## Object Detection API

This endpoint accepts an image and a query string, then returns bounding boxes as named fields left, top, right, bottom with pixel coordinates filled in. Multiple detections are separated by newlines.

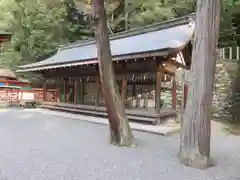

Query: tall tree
left=126, top=0, right=175, bottom=29
left=178, top=0, right=221, bottom=169
left=172, top=0, right=196, bottom=16
left=91, top=0, right=134, bottom=146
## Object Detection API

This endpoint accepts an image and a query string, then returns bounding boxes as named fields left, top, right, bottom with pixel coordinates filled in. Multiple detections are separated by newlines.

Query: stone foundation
left=212, top=59, right=239, bottom=120
left=174, top=58, right=239, bottom=121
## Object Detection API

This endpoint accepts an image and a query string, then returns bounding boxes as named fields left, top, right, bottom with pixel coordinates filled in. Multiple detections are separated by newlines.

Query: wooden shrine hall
left=17, top=14, right=195, bottom=125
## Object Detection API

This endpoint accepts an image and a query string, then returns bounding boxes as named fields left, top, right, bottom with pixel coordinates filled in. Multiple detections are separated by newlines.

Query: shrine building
left=16, top=14, right=195, bottom=124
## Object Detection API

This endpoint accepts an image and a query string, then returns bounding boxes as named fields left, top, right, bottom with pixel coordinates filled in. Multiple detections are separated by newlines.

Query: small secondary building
left=0, top=69, right=32, bottom=105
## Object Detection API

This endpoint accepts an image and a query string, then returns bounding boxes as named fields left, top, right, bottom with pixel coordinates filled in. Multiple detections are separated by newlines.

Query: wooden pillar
left=122, top=75, right=127, bottom=103
left=95, top=77, right=100, bottom=106
left=56, top=88, right=60, bottom=102
left=63, top=79, right=67, bottom=103
left=55, top=78, right=60, bottom=102
left=16, top=89, right=19, bottom=107
left=74, top=78, right=79, bottom=104
left=67, top=79, right=73, bottom=103
left=80, top=78, right=85, bottom=104
left=131, top=83, right=136, bottom=108
left=143, top=90, right=148, bottom=108
left=155, top=63, right=163, bottom=113
left=172, top=76, right=177, bottom=110
left=183, top=83, right=188, bottom=109
left=43, top=80, right=47, bottom=102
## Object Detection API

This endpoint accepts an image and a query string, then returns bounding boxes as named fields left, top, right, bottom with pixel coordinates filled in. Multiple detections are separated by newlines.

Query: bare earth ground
left=0, top=108, right=239, bottom=180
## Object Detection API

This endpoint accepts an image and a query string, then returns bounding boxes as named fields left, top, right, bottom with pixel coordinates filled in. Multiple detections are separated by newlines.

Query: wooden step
left=41, top=105, right=158, bottom=124
left=43, top=102, right=177, bottom=118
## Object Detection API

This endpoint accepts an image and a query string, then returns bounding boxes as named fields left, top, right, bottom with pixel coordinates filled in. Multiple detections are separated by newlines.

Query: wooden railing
left=30, top=88, right=59, bottom=102
left=218, top=47, right=240, bottom=60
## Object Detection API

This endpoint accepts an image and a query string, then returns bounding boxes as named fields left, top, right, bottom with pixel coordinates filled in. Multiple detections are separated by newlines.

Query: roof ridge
left=60, top=13, right=195, bottom=51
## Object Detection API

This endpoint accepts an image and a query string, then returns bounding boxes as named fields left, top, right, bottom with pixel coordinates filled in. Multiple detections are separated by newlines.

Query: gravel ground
left=0, top=108, right=239, bottom=180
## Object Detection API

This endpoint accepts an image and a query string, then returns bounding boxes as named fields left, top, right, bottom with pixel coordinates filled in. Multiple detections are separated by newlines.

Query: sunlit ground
left=0, top=108, right=239, bottom=180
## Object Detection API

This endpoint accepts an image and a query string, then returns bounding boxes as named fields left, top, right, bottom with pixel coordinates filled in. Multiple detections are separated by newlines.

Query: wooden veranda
left=17, top=14, right=195, bottom=124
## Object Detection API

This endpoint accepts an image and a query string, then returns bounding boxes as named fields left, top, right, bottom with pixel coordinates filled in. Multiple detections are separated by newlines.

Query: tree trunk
left=92, top=0, right=134, bottom=146
left=178, top=0, right=220, bottom=169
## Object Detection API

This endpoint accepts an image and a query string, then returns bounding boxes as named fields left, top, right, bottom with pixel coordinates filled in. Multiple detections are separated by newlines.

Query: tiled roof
left=17, top=14, right=195, bottom=72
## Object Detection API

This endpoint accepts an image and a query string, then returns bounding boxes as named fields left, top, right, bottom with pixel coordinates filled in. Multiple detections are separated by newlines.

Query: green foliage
left=105, top=0, right=176, bottom=31
left=0, top=0, right=92, bottom=69
left=104, top=0, right=239, bottom=46
left=172, top=0, right=196, bottom=16
left=127, top=0, right=175, bottom=28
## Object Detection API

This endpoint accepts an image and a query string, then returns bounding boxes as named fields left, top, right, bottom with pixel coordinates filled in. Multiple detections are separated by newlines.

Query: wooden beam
left=172, top=76, right=177, bottom=110
left=56, top=75, right=171, bottom=85
left=181, top=43, right=192, bottom=67
left=42, top=59, right=159, bottom=78
left=20, top=52, right=168, bottom=73
left=74, top=78, right=79, bottom=104
left=56, top=88, right=60, bottom=102
left=162, top=61, right=178, bottom=74
left=168, top=58, right=190, bottom=70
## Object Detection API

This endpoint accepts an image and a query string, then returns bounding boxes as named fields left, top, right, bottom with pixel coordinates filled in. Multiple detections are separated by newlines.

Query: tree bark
left=92, top=0, right=134, bottom=146
left=178, top=0, right=220, bottom=169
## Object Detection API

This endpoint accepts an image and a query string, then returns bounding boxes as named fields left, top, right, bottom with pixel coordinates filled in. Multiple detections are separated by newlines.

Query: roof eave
left=16, top=48, right=184, bottom=73
left=61, top=13, right=195, bottom=50
left=16, top=14, right=195, bottom=73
